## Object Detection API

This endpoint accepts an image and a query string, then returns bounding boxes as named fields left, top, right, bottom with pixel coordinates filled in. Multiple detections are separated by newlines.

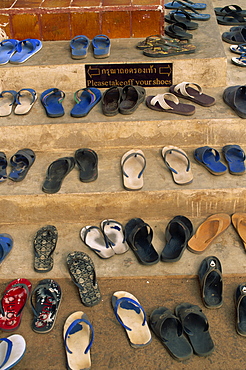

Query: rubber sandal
left=165, top=22, right=193, bottom=40
left=31, top=279, right=62, bottom=333
left=0, top=278, right=32, bottom=331
left=14, top=88, right=37, bottom=115
left=136, top=34, right=188, bottom=49
left=118, top=85, right=145, bottom=114
left=146, top=93, right=195, bottom=115
left=9, top=38, right=42, bottom=64
left=165, top=0, right=206, bottom=10
left=0, top=234, right=13, bottom=264
left=70, top=35, right=90, bottom=59
left=175, top=302, right=214, bottom=356
left=214, top=5, right=246, bottom=17
left=8, top=148, right=36, bottom=182
left=112, top=291, right=152, bottom=348
left=80, top=225, right=115, bottom=258
left=165, top=11, right=199, bottom=30
left=0, top=334, right=26, bottom=370
left=33, top=225, right=58, bottom=272
left=149, top=307, right=193, bottom=361
left=232, top=212, right=246, bottom=250
left=169, top=82, right=216, bottom=106
left=222, top=27, right=246, bottom=44
left=223, top=85, right=246, bottom=118
left=187, top=213, right=231, bottom=254
left=92, top=34, right=110, bottom=58
left=198, top=256, right=223, bottom=309
left=40, top=88, right=65, bottom=118
left=217, top=11, right=246, bottom=25
left=0, top=39, right=19, bottom=65
left=143, top=42, right=196, bottom=57
left=0, top=152, right=7, bottom=182
left=64, top=311, right=94, bottom=370
left=170, top=9, right=210, bottom=21
left=101, top=86, right=122, bottom=116
left=100, top=219, right=129, bottom=254
left=121, top=149, right=146, bottom=191
left=194, top=146, right=227, bottom=175
left=67, top=251, right=101, bottom=307
left=232, top=53, right=246, bottom=66
left=0, top=90, right=17, bottom=117
left=75, top=148, right=98, bottom=182
left=161, top=215, right=193, bottom=262
left=125, top=218, right=159, bottom=265
left=70, top=88, right=101, bottom=117
left=162, top=146, right=193, bottom=185
left=230, top=43, right=246, bottom=54
left=235, top=283, right=246, bottom=336
left=42, top=156, right=75, bottom=194
left=222, top=144, right=245, bottom=174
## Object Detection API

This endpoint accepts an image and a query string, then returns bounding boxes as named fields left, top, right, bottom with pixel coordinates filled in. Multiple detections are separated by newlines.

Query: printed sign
left=85, top=63, right=172, bottom=88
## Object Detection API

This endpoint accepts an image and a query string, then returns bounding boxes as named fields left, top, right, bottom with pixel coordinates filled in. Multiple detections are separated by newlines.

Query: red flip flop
left=0, top=278, right=32, bottom=331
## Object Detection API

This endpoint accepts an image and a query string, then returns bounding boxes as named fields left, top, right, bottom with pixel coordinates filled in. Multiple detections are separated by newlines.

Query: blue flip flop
left=41, top=88, right=65, bottom=118
left=170, top=9, right=210, bottom=21
left=70, top=88, right=101, bottom=117
left=92, top=34, right=111, bottom=58
left=9, top=38, right=42, bottom=64
left=8, top=148, right=36, bottom=182
left=165, top=0, right=206, bottom=10
left=0, top=39, right=18, bottom=65
left=0, top=234, right=13, bottom=264
left=222, top=145, right=245, bottom=175
left=70, top=35, right=90, bottom=59
left=194, top=146, right=227, bottom=175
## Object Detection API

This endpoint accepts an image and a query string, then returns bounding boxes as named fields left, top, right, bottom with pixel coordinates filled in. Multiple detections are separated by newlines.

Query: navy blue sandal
left=8, top=148, right=35, bottom=182
left=194, top=146, right=227, bottom=175
left=222, top=144, right=245, bottom=174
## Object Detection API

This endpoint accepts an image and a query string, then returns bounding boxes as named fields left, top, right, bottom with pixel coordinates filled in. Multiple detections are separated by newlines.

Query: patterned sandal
left=33, top=225, right=58, bottom=272
left=67, top=251, right=101, bottom=307
left=31, top=279, right=62, bottom=333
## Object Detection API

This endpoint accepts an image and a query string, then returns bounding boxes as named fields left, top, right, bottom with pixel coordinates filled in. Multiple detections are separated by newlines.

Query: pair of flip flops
left=31, top=279, right=62, bottom=333
left=102, top=85, right=145, bottom=116
left=40, top=87, right=102, bottom=118
left=81, top=219, right=129, bottom=259
left=70, top=34, right=110, bottom=59
left=168, top=6, right=210, bottom=21
left=33, top=225, right=58, bottom=272
left=215, top=5, right=246, bottom=25
left=0, top=148, right=35, bottom=183
left=165, top=10, right=199, bottom=30
left=161, top=215, right=193, bottom=262
left=125, top=218, right=159, bottom=265
left=67, top=251, right=101, bottom=307
left=0, top=334, right=26, bottom=370
left=162, top=145, right=193, bottom=185
left=223, top=85, right=246, bottom=118
left=150, top=302, right=214, bottom=359
left=194, top=145, right=245, bottom=175
left=0, top=89, right=37, bottom=116
left=0, top=38, right=42, bottom=65
left=42, top=148, right=98, bottom=194
left=230, top=42, right=246, bottom=66
left=165, top=0, right=206, bottom=10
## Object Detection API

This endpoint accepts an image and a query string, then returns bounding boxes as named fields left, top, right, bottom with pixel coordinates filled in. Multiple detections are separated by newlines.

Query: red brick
left=102, top=11, right=130, bottom=38
left=11, top=13, right=40, bottom=40
left=71, top=12, right=101, bottom=40
left=133, top=0, right=161, bottom=4
left=12, top=0, right=42, bottom=8
left=103, top=0, right=131, bottom=5
left=71, top=0, right=101, bottom=5
left=42, top=0, right=71, bottom=8
left=132, top=10, right=162, bottom=37
left=0, top=0, right=15, bottom=8
left=41, top=13, right=71, bottom=40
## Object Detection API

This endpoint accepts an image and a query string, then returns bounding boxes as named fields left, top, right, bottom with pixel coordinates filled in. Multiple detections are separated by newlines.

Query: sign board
left=85, top=63, right=172, bottom=89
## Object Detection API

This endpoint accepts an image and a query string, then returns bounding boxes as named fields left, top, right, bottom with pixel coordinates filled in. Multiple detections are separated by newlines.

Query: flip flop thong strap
left=114, top=296, right=146, bottom=331
left=0, top=337, right=13, bottom=368
left=151, top=93, right=179, bottom=110
left=74, top=88, right=97, bottom=104
left=0, top=90, right=17, bottom=105
left=122, top=152, right=146, bottom=179
left=163, top=148, right=190, bottom=174
left=64, top=318, right=94, bottom=354
left=174, top=81, right=202, bottom=98
left=15, top=88, right=37, bottom=105
left=41, top=88, right=65, bottom=106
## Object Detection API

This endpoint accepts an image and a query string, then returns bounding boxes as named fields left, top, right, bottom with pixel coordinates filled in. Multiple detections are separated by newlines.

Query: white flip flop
left=162, top=145, right=193, bottom=185
left=0, top=90, right=17, bottom=117
left=121, top=149, right=146, bottom=190
left=101, top=219, right=129, bottom=254
left=14, top=88, right=37, bottom=115
left=64, top=311, right=94, bottom=370
left=80, top=225, right=115, bottom=258
left=0, top=334, right=26, bottom=370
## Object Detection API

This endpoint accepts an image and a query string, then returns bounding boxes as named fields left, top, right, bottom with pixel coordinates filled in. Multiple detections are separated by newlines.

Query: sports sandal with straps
left=162, top=146, right=193, bottom=185
left=33, top=225, right=58, bottom=272
left=31, top=279, right=62, bottom=333
left=70, top=88, right=101, bottom=117
left=170, top=81, right=216, bottom=106
left=146, top=93, right=195, bottom=115
left=40, top=88, right=65, bottom=118
left=0, top=278, right=32, bottom=331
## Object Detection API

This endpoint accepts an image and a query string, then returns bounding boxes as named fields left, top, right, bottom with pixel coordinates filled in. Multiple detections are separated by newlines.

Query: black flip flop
left=214, top=5, right=246, bottom=17
left=165, top=22, right=193, bottom=40
left=67, top=251, right=101, bottom=307
left=217, top=11, right=246, bottom=25
left=165, top=11, right=198, bottom=30
left=198, top=256, right=223, bottom=308
left=150, top=306, right=193, bottom=361
left=101, top=86, right=122, bottom=116
left=118, top=85, right=145, bottom=114
left=223, top=85, right=246, bottom=118
left=125, top=218, right=159, bottom=265
left=8, top=148, right=35, bottom=182
left=235, top=283, right=246, bottom=336
left=0, top=152, right=7, bottom=182
left=42, top=156, right=75, bottom=194
left=31, top=279, right=62, bottom=333
left=175, top=302, right=215, bottom=356
left=33, top=225, right=58, bottom=272
left=75, top=148, right=98, bottom=182
left=161, top=215, right=193, bottom=262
